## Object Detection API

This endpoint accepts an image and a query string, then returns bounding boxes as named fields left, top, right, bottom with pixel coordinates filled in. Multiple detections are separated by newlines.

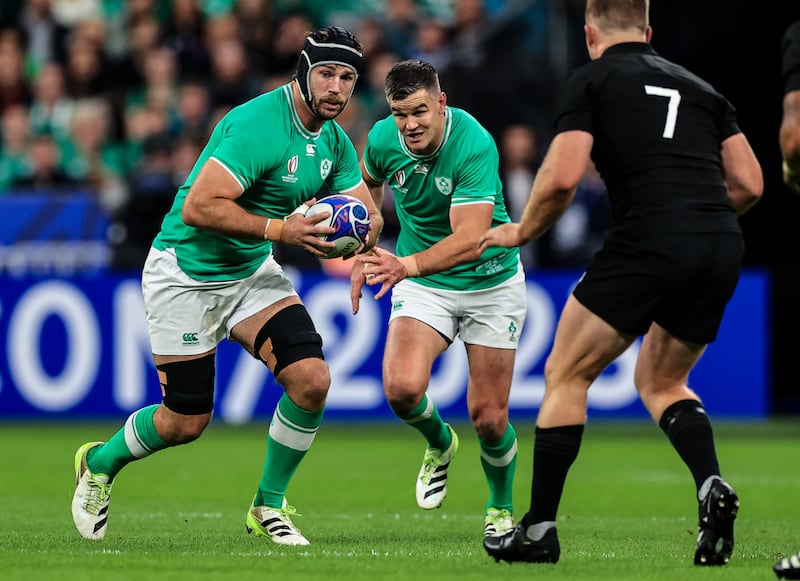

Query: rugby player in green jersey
left=71, top=26, right=382, bottom=546
left=350, top=60, right=526, bottom=538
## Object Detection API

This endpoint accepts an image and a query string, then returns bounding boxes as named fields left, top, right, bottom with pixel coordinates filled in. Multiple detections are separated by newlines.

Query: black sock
left=658, top=399, right=720, bottom=491
left=522, top=425, right=584, bottom=527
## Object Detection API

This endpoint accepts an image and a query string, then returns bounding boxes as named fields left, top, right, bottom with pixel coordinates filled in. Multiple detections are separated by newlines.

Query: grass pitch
left=2, top=420, right=798, bottom=580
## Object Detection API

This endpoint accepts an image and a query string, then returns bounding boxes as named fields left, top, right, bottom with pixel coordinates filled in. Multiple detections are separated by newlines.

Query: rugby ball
left=306, top=194, right=370, bottom=258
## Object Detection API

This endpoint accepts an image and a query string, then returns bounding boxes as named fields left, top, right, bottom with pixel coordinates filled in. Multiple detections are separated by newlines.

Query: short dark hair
left=586, top=0, right=649, bottom=33
left=384, top=60, right=440, bottom=101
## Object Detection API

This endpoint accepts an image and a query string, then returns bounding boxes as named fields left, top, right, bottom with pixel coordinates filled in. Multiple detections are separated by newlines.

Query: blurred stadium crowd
left=0, top=0, right=611, bottom=271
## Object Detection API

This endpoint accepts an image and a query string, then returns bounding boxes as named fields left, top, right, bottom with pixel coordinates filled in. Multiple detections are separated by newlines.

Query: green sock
left=86, top=404, right=168, bottom=481
left=394, top=394, right=451, bottom=451
left=255, top=394, right=324, bottom=508
left=480, top=423, right=518, bottom=512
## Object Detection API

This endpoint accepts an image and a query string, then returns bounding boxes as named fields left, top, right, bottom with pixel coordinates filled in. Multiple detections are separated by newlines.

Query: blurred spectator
left=500, top=123, right=540, bottom=269
left=50, top=0, right=101, bottom=27
left=354, top=17, right=388, bottom=73
left=162, top=0, right=211, bottom=78
left=233, top=0, right=274, bottom=72
left=10, top=133, right=78, bottom=192
left=409, top=18, right=451, bottom=71
left=0, top=28, right=32, bottom=115
left=27, top=61, right=74, bottom=141
left=63, top=32, right=107, bottom=98
left=112, top=132, right=183, bottom=269
left=125, top=45, right=179, bottom=116
left=168, top=78, right=211, bottom=140
left=19, top=0, right=71, bottom=70
left=440, top=0, right=554, bottom=140
left=380, top=0, right=418, bottom=59
left=0, top=103, right=33, bottom=191
left=357, top=50, right=400, bottom=123
left=207, top=38, right=262, bottom=111
left=264, top=12, right=314, bottom=77
left=204, top=12, right=239, bottom=49
left=60, top=97, right=128, bottom=211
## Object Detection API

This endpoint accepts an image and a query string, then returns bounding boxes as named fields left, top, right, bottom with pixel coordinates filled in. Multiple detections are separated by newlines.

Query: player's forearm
left=183, top=196, right=272, bottom=241
left=403, top=233, right=483, bottom=277
left=518, top=185, right=577, bottom=242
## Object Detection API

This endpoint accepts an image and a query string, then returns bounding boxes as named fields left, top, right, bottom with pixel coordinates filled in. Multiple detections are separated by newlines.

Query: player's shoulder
left=367, top=115, right=398, bottom=139
left=224, top=85, right=289, bottom=132
left=447, top=107, right=496, bottom=152
left=577, top=43, right=714, bottom=94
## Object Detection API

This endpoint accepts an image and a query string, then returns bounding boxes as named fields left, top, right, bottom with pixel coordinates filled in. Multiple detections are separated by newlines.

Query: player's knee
left=384, top=379, right=423, bottom=413
left=253, top=304, right=324, bottom=377
left=157, top=354, right=216, bottom=426
left=470, top=406, right=507, bottom=441
left=157, top=410, right=211, bottom=445
left=282, top=358, right=331, bottom=410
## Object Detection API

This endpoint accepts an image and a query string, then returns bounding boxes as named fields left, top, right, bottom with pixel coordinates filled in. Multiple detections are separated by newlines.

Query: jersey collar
left=603, top=42, right=657, bottom=57
left=283, top=84, right=322, bottom=140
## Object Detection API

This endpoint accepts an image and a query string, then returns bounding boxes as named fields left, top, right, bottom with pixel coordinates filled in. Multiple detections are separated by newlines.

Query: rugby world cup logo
left=395, top=170, right=405, bottom=186
left=287, top=155, right=298, bottom=174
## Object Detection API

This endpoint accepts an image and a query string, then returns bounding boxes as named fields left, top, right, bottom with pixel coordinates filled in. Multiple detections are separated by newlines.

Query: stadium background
left=0, top=0, right=797, bottom=421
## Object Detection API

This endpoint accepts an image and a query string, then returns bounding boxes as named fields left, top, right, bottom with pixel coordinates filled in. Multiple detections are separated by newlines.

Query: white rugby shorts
left=142, top=247, right=297, bottom=355
left=388, top=265, right=526, bottom=349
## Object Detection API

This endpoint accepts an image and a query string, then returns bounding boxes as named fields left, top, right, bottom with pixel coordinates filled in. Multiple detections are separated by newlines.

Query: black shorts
left=573, top=232, right=744, bottom=344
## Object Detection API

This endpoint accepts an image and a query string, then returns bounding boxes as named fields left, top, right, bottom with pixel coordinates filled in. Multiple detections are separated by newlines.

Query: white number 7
left=644, top=85, right=681, bottom=139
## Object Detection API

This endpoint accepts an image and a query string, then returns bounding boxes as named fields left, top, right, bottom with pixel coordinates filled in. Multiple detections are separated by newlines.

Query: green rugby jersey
left=363, top=107, right=520, bottom=291
left=153, top=84, right=362, bottom=281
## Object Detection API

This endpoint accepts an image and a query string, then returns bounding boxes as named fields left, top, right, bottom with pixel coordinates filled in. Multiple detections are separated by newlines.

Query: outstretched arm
left=480, top=130, right=593, bottom=251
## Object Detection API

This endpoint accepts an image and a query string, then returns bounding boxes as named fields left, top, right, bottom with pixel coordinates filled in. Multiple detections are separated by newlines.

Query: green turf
left=2, top=420, right=798, bottom=580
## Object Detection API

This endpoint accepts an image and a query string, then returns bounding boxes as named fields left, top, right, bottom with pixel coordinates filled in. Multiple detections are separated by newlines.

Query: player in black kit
left=479, top=0, right=763, bottom=567
left=774, top=18, right=800, bottom=581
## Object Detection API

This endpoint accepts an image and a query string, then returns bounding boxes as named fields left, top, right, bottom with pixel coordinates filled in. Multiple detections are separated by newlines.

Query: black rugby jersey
left=556, top=42, right=741, bottom=237
left=782, top=21, right=800, bottom=94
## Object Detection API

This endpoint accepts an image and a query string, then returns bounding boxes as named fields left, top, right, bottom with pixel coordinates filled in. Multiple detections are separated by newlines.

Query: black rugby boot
left=483, top=523, right=560, bottom=564
left=694, top=478, right=739, bottom=566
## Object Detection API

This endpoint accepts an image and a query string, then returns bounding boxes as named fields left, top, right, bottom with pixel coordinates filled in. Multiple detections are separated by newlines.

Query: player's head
left=384, top=60, right=446, bottom=156
left=295, top=26, right=363, bottom=118
left=585, top=0, right=651, bottom=59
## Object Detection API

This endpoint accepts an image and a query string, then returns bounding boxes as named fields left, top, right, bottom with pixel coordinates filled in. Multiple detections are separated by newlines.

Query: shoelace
left=486, top=509, right=512, bottom=526
left=420, top=449, right=445, bottom=484
left=278, top=504, right=300, bottom=518
left=83, top=476, right=112, bottom=515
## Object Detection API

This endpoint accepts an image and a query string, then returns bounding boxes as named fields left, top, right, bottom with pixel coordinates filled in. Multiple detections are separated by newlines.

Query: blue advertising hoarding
left=0, top=269, right=769, bottom=422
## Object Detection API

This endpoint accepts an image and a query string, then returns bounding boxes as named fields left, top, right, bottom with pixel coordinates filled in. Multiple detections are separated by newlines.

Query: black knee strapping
left=253, top=304, right=324, bottom=376
left=156, top=353, right=216, bottom=415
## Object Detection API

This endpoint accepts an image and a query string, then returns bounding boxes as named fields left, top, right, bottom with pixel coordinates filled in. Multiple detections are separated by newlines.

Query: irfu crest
left=435, top=176, right=452, bottom=195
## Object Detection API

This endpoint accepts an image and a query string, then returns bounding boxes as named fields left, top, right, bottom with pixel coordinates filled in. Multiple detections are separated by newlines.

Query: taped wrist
left=264, top=218, right=284, bottom=242
left=398, top=255, right=420, bottom=277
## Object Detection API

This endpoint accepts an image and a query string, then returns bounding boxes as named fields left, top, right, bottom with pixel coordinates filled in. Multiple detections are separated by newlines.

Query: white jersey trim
left=209, top=157, right=245, bottom=193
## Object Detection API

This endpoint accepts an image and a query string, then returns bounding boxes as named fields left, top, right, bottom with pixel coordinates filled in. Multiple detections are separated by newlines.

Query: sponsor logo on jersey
left=320, top=159, right=332, bottom=180
left=306, top=143, right=316, bottom=156
left=282, top=155, right=299, bottom=183
left=182, top=332, right=199, bottom=345
left=413, top=164, right=429, bottom=174
left=395, top=170, right=405, bottom=186
left=435, top=176, right=452, bottom=195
